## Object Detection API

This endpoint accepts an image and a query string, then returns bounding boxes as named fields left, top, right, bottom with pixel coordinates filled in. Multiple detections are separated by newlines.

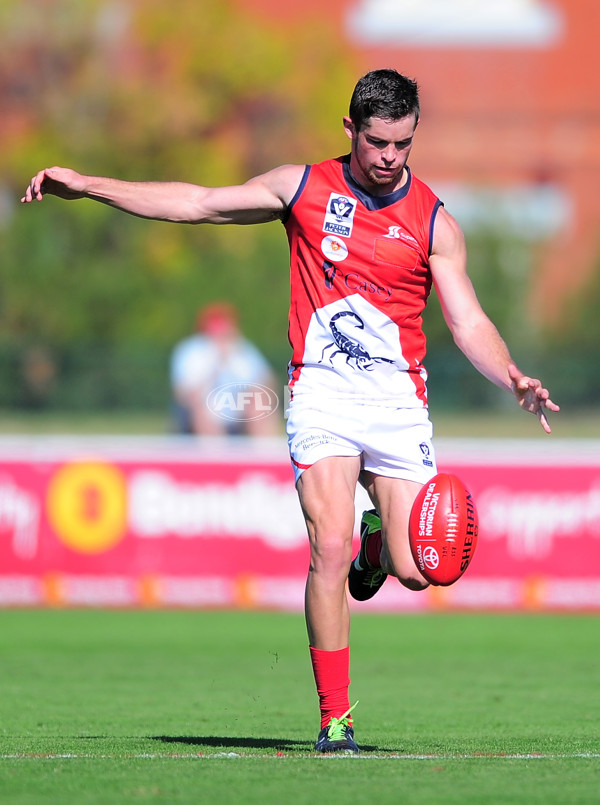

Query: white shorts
left=286, top=398, right=437, bottom=484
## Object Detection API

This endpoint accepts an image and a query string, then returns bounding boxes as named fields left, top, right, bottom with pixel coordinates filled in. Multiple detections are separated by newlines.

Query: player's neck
left=347, top=162, right=409, bottom=198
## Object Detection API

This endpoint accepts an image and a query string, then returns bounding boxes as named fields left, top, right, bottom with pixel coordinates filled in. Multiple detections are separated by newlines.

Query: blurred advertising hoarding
left=0, top=436, right=598, bottom=611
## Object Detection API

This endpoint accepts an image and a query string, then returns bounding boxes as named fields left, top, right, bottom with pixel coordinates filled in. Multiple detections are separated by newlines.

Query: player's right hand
left=508, top=363, right=560, bottom=434
left=21, top=167, right=87, bottom=203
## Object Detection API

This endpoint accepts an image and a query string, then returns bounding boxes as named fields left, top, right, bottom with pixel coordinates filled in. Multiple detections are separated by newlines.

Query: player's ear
left=343, top=116, right=356, bottom=141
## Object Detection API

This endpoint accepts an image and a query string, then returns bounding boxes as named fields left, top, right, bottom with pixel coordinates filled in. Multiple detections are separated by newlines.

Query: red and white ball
left=408, top=473, right=478, bottom=586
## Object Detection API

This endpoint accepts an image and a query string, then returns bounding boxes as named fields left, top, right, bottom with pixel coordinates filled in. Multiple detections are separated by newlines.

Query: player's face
left=344, top=114, right=418, bottom=195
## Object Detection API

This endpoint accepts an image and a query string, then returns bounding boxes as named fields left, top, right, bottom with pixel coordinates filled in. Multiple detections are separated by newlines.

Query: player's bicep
left=191, top=164, right=303, bottom=225
left=429, top=208, right=486, bottom=333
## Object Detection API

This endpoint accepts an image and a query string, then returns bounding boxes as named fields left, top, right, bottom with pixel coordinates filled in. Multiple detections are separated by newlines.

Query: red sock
left=309, top=646, right=351, bottom=729
left=366, top=529, right=382, bottom=567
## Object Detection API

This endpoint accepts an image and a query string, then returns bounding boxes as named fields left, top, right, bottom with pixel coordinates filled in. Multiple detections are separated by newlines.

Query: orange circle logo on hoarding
left=47, top=461, right=127, bottom=554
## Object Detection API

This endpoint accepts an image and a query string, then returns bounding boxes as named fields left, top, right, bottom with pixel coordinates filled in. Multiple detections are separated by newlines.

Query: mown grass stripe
left=2, top=752, right=600, bottom=760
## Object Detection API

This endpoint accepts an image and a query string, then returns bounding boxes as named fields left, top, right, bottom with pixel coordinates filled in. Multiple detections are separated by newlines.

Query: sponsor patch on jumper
left=383, top=226, right=420, bottom=247
left=323, top=193, right=358, bottom=237
left=321, top=235, right=349, bottom=262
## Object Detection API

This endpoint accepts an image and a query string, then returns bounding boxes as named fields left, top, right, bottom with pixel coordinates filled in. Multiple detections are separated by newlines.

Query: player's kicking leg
left=347, top=507, right=388, bottom=600
left=348, top=474, right=429, bottom=599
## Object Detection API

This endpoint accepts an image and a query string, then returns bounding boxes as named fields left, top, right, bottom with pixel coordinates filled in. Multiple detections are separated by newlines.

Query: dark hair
left=349, top=69, right=420, bottom=131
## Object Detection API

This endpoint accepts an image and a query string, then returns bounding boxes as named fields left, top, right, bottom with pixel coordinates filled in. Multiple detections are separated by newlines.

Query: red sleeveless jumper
left=283, top=155, right=442, bottom=408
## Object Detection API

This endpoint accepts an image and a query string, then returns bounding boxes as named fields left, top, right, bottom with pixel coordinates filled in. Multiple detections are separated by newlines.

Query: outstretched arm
left=429, top=207, right=560, bottom=433
left=21, top=164, right=305, bottom=225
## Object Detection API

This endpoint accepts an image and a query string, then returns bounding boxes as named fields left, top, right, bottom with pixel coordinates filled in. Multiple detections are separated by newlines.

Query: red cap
left=196, top=302, right=238, bottom=336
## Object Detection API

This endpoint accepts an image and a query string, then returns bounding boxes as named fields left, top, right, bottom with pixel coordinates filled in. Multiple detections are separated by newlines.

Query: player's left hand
left=508, top=363, right=560, bottom=434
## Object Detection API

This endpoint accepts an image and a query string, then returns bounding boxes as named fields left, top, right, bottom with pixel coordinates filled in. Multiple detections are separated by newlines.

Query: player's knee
left=310, top=530, right=353, bottom=575
left=385, top=557, right=429, bottom=591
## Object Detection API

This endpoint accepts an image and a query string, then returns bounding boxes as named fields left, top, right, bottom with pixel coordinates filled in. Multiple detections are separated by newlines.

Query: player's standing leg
left=296, top=455, right=361, bottom=753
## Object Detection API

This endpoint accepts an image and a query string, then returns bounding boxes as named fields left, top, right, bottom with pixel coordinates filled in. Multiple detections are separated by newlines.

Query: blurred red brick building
left=238, top=0, right=600, bottom=324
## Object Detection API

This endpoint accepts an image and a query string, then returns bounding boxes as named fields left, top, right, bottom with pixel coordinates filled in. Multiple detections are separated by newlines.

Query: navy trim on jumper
left=429, top=199, right=443, bottom=256
left=341, top=155, right=412, bottom=210
left=281, top=164, right=311, bottom=224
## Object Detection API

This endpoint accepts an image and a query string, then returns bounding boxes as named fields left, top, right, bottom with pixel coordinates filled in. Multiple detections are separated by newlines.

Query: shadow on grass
left=151, top=735, right=383, bottom=753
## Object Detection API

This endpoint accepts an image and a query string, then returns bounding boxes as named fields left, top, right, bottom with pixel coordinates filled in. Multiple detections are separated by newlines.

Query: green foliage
left=2, top=2, right=595, bottom=414
left=1, top=0, right=355, bottom=409
left=537, top=254, right=600, bottom=407
left=423, top=229, right=537, bottom=410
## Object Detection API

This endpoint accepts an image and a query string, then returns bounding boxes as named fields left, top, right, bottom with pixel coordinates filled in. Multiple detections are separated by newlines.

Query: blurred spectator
left=169, top=302, right=279, bottom=436
left=20, top=345, right=57, bottom=408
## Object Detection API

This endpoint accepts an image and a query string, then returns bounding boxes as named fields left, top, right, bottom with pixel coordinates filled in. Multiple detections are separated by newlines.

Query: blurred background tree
left=0, top=0, right=595, bottom=419
left=0, top=0, right=354, bottom=412
left=538, top=252, right=600, bottom=409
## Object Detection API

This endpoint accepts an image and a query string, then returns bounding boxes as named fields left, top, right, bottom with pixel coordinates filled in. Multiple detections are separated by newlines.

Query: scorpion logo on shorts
left=319, top=311, right=396, bottom=372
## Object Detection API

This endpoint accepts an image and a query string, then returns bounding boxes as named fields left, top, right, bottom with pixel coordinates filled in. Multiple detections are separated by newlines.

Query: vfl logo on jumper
left=323, top=194, right=357, bottom=237
left=321, top=235, right=348, bottom=263
left=419, top=442, right=434, bottom=468
left=319, top=311, right=395, bottom=372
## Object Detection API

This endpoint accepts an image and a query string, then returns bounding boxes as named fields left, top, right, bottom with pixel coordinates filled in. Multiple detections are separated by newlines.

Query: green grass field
left=0, top=611, right=598, bottom=804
